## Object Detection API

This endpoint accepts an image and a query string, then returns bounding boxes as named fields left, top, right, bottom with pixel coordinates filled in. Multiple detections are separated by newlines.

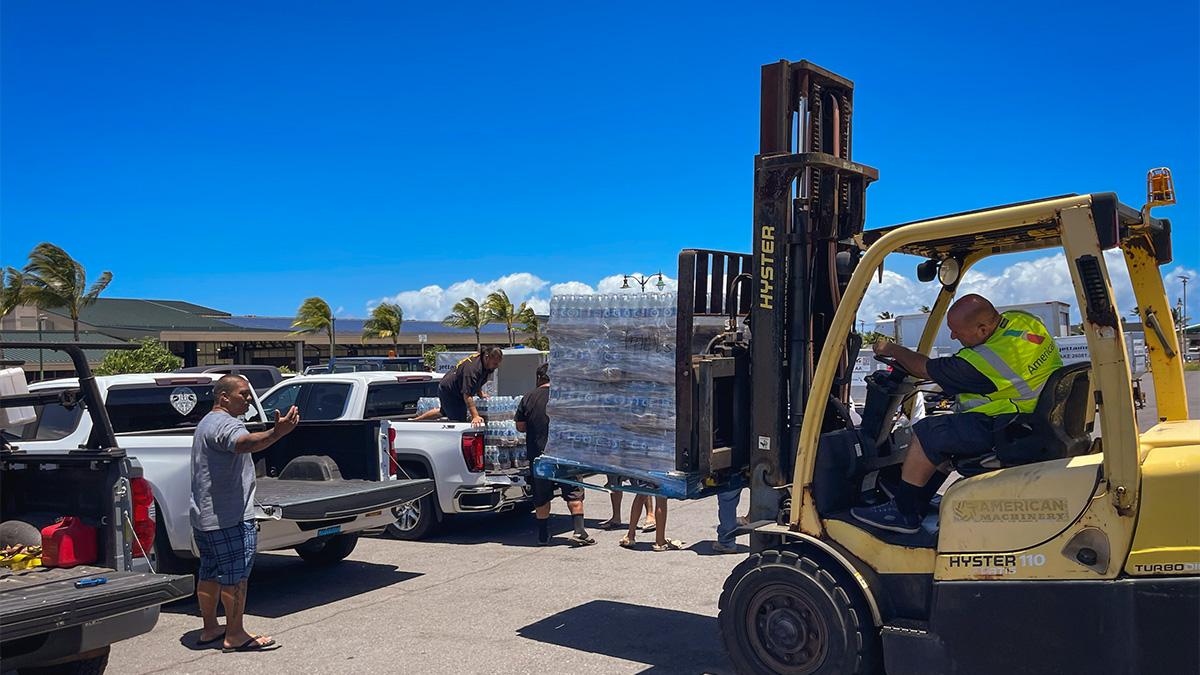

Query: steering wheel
left=874, top=354, right=913, bottom=378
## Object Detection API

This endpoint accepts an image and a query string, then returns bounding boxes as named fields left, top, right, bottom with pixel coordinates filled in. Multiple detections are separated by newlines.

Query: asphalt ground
left=111, top=371, right=1199, bottom=674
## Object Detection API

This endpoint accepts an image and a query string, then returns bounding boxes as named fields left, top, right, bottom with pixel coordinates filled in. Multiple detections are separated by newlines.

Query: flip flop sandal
left=640, top=520, right=658, bottom=533
left=652, top=539, right=685, bottom=552
left=569, top=533, right=597, bottom=547
left=223, top=636, right=281, bottom=653
left=197, top=632, right=226, bottom=647
left=598, top=519, right=623, bottom=530
left=618, top=536, right=636, bottom=549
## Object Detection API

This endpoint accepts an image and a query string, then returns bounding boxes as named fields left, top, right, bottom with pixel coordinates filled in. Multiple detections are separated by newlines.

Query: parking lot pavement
left=112, top=372, right=1199, bottom=674
left=111, top=485, right=747, bottom=675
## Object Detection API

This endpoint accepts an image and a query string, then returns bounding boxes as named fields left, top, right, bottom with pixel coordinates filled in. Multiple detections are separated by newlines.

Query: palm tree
left=21, top=243, right=112, bottom=341
left=877, top=311, right=894, bottom=320
left=1, top=267, right=25, bottom=357
left=484, top=290, right=520, bottom=347
left=362, top=302, right=404, bottom=354
left=517, top=304, right=547, bottom=349
left=444, top=297, right=487, bottom=352
left=291, top=297, right=336, bottom=363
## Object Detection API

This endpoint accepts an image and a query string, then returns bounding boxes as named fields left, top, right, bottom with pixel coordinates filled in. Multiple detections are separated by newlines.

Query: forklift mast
left=748, top=61, right=879, bottom=524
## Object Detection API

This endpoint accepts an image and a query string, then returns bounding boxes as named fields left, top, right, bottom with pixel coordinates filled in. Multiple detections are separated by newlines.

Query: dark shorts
left=913, top=413, right=1013, bottom=466
left=531, top=476, right=585, bottom=508
left=194, top=521, right=257, bottom=586
left=438, top=388, right=469, bottom=422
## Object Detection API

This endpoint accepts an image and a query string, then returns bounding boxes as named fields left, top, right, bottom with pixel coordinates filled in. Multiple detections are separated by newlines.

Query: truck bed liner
left=0, top=567, right=193, bottom=642
left=256, top=477, right=433, bottom=521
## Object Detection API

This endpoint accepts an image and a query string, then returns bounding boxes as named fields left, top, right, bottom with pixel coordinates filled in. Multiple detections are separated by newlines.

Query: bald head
left=947, top=294, right=1001, bottom=348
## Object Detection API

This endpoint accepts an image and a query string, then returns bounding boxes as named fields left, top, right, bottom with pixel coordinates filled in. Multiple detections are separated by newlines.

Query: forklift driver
left=851, top=294, right=1064, bottom=534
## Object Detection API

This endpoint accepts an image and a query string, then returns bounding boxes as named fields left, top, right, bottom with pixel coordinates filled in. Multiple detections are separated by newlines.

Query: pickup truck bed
left=257, top=477, right=433, bottom=521
left=0, top=566, right=192, bottom=643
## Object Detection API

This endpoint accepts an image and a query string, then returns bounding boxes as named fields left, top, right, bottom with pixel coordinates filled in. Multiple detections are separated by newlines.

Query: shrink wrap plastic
left=542, top=293, right=677, bottom=475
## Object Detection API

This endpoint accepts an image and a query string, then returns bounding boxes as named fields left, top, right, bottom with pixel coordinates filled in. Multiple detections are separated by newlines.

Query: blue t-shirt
left=189, top=410, right=254, bottom=531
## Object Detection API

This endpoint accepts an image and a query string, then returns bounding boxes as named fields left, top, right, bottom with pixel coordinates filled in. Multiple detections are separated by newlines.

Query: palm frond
left=362, top=302, right=403, bottom=343
left=1, top=267, right=25, bottom=318
left=291, top=297, right=334, bottom=336
left=84, top=271, right=113, bottom=304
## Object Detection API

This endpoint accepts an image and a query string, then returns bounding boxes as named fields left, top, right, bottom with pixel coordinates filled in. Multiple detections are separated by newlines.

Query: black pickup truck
left=0, top=345, right=192, bottom=674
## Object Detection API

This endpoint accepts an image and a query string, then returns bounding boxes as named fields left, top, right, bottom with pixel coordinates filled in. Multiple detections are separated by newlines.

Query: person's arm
left=233, top=406, right=300, bottom=454
left=514, top=396, right=527, bottom=433
left=465, top=394, right=484, bottom=427
left=461, top=363, right=486, bottom=427
left=925, top=355, right=997, bottom=397
left=873, top=340, right=931, bottom=379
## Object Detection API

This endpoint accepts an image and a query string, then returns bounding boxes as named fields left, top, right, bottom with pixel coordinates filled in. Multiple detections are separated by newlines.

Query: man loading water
left=414, top=347, right=503, bottom=427
left=851, top=294, right=1063, bottom=534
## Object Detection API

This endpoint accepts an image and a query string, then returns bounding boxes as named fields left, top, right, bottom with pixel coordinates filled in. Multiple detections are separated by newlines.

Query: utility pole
left=1180, top=274, right=1191, bottom=347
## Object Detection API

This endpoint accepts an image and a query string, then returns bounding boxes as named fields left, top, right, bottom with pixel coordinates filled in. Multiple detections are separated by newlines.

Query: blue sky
left=2, top=1, right=1197, bottom=322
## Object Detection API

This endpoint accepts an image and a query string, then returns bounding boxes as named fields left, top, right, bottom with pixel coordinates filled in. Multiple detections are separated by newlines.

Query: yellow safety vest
left=956, top=311, right=1063, bottom=416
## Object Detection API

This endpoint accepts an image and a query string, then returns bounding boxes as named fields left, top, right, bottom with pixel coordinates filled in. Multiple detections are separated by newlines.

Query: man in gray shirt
left=190, top=374, right=299, bottom=652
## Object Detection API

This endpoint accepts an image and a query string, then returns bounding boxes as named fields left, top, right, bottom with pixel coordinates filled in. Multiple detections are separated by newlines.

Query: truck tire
left=386, top=464, right=441, bottom=540
left=295, top=533, right=359, bottom=565
left=152, top=503, right=197, bottom=576
left=19, top=647, right=110, bottom=675
left=718, top=548, right=879, bottom=675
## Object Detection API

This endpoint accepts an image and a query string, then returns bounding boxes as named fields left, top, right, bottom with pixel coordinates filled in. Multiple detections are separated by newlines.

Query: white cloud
left=369, top=271, right=680, bottom=321
left=549, top=281, right=595, bottom=295
left=368, top=258, right=1197, bottom=328
left=858, top=270, right=933, bottom=324
left=371, top=272, right=549, bottom=321
left=858, top=250, right=1197, bottom=326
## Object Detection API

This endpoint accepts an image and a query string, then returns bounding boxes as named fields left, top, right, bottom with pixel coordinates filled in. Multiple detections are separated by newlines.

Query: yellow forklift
left=672, top=60, right=1197, bottom=674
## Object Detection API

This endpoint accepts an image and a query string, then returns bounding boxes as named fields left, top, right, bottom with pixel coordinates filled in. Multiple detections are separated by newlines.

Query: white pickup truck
left=259, top=372, right=531, bottom=540
left=19, top=373, right=433, bottom=568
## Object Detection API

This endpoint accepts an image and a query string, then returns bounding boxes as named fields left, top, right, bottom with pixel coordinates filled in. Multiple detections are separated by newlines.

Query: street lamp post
left=621, top=272, right=667, bottom=293
left=37, top=314, right=46, bottom=381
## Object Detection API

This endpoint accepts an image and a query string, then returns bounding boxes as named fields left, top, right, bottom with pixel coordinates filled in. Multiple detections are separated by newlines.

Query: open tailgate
left=0, top=566, right=193, bottom=642
left=255, top=477, right=433, bottom=521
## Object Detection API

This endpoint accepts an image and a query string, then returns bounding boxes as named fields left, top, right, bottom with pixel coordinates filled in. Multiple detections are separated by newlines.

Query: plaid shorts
left=194, top=521, right=257, bottom=586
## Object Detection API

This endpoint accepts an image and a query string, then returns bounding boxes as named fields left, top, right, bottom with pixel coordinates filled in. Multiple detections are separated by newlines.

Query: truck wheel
left=386, top=465, right=441, bottom=540
left=19, top=647, right=110, bottom=675
left=152, top=504, right=197, bottom=576
left=718, top=549, right=879, bottom=675
left=295, top=533, right=359, bottom=565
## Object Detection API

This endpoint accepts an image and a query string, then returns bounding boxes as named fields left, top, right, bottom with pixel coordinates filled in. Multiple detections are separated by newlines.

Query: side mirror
left=917, top=259, right=939, bottom=282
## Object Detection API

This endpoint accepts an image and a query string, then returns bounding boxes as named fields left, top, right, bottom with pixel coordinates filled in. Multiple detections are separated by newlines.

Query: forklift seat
left=953, top=362, right=1093, bottom=477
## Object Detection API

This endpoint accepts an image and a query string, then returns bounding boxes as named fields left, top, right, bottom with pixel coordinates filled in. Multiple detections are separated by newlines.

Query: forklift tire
left=718, top=548, right=879, bottom=675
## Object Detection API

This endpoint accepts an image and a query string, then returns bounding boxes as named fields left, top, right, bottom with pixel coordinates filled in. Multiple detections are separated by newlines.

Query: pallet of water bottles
left=531, top=454, right=742, bottom=500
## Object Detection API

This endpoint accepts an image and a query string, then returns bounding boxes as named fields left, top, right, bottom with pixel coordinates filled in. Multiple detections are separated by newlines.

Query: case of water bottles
left=533, top=292, right=703, bottom=497
left=418, top=396, right=530, bottom=472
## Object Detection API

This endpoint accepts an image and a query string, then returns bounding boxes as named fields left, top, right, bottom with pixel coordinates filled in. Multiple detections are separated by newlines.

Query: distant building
left=1, top=298, right=531, bottom=379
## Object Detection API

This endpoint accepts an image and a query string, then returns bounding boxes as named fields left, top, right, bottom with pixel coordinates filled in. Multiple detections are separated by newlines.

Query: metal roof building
left=1, top=298, right=530, bottom=378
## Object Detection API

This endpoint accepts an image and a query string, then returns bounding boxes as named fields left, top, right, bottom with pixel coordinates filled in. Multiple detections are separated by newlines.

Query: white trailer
left=879, top=301, right=1072, bottom=349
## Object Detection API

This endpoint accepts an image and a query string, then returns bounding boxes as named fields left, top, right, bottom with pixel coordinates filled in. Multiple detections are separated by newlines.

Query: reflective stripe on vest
left=955, top=311, right=1063, bottom=416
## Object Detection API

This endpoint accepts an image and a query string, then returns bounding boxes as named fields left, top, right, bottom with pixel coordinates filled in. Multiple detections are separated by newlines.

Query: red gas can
left=40, top=517, right=99, bottom=567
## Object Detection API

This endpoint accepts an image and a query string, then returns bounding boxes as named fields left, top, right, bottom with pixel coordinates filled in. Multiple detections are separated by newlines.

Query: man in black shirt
left=416, top=347, right=503, bottom=426
left=516, top=364, right=594, bottom=547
